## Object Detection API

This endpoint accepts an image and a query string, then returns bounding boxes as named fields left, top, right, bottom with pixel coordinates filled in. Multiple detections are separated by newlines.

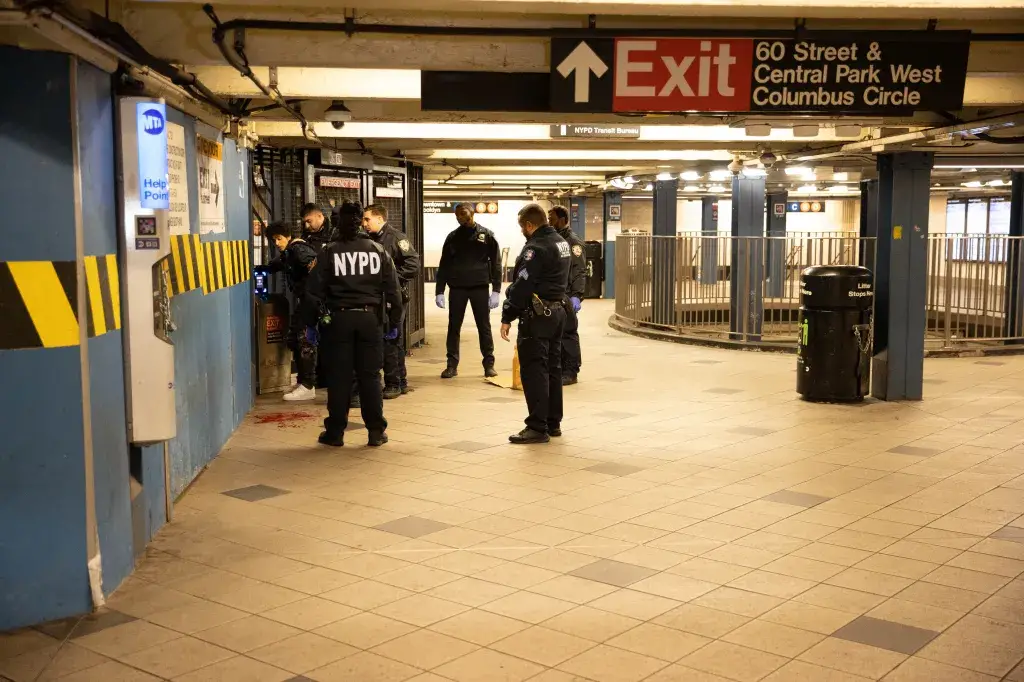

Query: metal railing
left=615, top=233, right=1024, bottom=350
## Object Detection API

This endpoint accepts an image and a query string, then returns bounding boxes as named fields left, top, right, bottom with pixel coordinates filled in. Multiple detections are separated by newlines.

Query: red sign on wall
left=611, top=39, right=754, bottom=113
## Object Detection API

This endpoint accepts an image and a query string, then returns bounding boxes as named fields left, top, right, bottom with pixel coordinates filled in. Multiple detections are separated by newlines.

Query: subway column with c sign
left=119, top=98, right=176, bottom=444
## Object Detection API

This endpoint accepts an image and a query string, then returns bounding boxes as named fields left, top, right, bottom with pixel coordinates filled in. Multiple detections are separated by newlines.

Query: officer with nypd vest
left=302, top=200, right=403, bottom=448
left=548, top=206, right=586, bottom=385
left=499, top=203, right=571, bottom=445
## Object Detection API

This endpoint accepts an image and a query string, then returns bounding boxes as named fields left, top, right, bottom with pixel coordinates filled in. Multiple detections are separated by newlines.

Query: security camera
left=324, top=100, right=352, bottom=125
left=330, top=120, right=346, bottom=130
left=728, top=157, right=744, bottom=175
left=760, top=151, right=778, bottom=168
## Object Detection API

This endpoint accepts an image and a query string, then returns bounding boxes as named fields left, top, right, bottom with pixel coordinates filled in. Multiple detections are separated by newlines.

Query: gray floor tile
left=284, top=677, right=316, bottom=682
left=443, top=441, right=493, bottom=452
left=888, top=445, right=942, bottom=457
left=585, top=463, right=646, bottom=477
left=990, top=526, right=1024, bottom=544
left=692, top=360, right=723, bottom=365
left=373, top=516, right=452, bottom=538
left=831, top=616, right=939, bottom=655
left=35, top=609, right=137, bottom=640
left=730, top=426, right=776, bottom=437
left=977, top=360, right=1006, bottom=366
left=222, top=484, right=290, bottom=502
left=705, top=388, right=743, bottom=395
left=569, top=559, right=658, bottom=587
left=762, top=490, right=832, bottom=508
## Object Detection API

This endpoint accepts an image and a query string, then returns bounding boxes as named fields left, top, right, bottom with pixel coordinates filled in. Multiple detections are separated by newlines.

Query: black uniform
left=502, top=225, right=571, bottom=435
left=304, top=210, right=338, bottom=251
left=371, top=224, right=421, bottom=390
left=303, top=233, right=403, bottom=441
left=264, top=239, right=319, bottom=388
left=436, top=223, right=502, bottom=370
left=556, top=226, right=587, bottom=380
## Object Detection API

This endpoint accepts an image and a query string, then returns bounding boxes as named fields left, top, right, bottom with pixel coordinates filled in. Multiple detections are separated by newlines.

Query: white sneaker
left=283, top=385, right=316, bottom=401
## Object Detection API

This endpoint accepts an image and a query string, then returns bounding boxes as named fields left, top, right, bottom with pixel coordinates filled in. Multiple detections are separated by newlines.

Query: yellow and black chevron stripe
left=0, top=255, right=121, bottom=351
left=167, top=234, right=207, bottom=296
left=201, top=240, right=251, bottom=295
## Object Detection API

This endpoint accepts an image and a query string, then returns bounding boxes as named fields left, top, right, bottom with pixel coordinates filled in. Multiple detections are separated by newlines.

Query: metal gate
left=405, top=166, right=426, bottom=347
left=372, top=167, right=425, bottom=347
left=313, top=166, right=366, bottom=218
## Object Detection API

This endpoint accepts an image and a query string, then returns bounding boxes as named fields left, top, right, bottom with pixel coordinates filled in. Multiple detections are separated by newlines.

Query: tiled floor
left=7, top=299, right=1024, bottom=681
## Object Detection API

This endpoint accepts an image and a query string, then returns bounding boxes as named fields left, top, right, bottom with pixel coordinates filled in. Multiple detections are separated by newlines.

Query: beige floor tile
left=144, top=599, right=251, bottom=635
left=121, top=636, right=235, bottom=678
left=794, top=585, right=887, bottom=615
left=692, top=587, right=785, bottom=618
left=669, top=558, right=754, bottom=583
left=372, top=629, right=479, bottom=669
left=194, top=616, right=302, bottom=653
left=315, top=612, right=418, bottom=649
left=882, top=656, right=1000, bottom=681
left=726, top=570, right=817, bottom=600
left=918, top=631, right=1024, bottom=677
left=894, top=581, right=987, bottom=613
left=763, top=660, right=874, bottom=681
left=583, top=589, right=681, bottom=621
left=854, top=555, right=939, bottom=581
left=474, top=563, right=562, bottom=589
left=482, top=592, right=577, bottom=624
left=557, top=644, right=669, bottom=682
left=260, top=596, right=360, bottom=630
left=945, top=614, right=1024, bottom=651
left=541, top=606, right=643, bottom=643
left=826, top=569, right=915, bottom=597
left=923, top=566, right=1011, bottom=594
left=762, top=555, right=847, bottom=582
left=320, top=579, right=414, bottom=610
left=609, top=546, right=689, bottom=571
left=528, top=575, right=618, bottom=605
left=605, top=623, right=710, bottom=662
left=723, top=619, right=826, bottom=657
left=799, top=637, right=907, bottom=678
left=654, top=604, right=751, bottom=638
left=793, top=542, right=874, bottom=568
left=865, top=598, right=963, bottom=631
left=681, top=641, right=788, bottom=682
left=628, top=573, right=718, bottom=602
left=491, top=626, right=596, bottom=666
left=430, top=609, right=530, bottom=647
left=308, top=650, right=423, bottom=681
left=172, top=655, right=294, bottom=681
left=54, top=660, right=162, bottom=682
left=879, top=540, right=962, bottom=565
left=0, top=643, right=109, bottom=682
left=208, top=582, right=308, bottom=614
left=518, top=548, right=602, bottom=573
left=248, top=632, right=357, bottom=674
left=434, top=648, right=545, bottom=682
left=947, top=551, right=1024, bottom=579
left=0, top=630, right=58, bottom=660
left=74, top=620, right=183, bottom=658
left=644, top=665, right=738, bottom=681
left=269, top=567, right=362, bottom=595
left=762, top=601, right=858, bottom=635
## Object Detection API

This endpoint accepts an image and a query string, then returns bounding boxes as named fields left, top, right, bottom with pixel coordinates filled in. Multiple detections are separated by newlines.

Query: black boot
left=318, top=431, right=344, bottom=447
left=509, top=428, right=550, bottom=444
left=484, top=365, right=498, bottom=378
left=350, top=395, right=361, bottom=409
left=549, top=428, right=562, bottom=437
left=441, top=366, right=458, bottom=379
left=561, top=374, right=578, bottom=386
left=400, top=384, right=413, bottom=394
left=368, top=430, right=389, bottom=447
left=383, top=386, right=401, bottom=400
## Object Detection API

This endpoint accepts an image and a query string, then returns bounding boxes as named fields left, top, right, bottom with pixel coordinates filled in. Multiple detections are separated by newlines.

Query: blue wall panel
left=224, top=140, right=254, bottom=425
left=0, top=47, right=89, bottom=630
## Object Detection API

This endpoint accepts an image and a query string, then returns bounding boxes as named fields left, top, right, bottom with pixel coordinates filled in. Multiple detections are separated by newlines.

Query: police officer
left=548, top=206, right=586, bottom=385
left=302, top=200, right=403, bottom=447
left=302, top=203, right=337, bottom=250
left=363, top=203, right=420, bottom=399
left=499, top=204, right=570, bottom=445
left=436, top=203, right=502, bottom=379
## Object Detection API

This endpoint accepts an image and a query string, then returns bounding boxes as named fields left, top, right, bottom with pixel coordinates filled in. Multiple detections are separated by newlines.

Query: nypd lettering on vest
left=557, top=241, right=571, bottom=258
left=333, top=251, right=382, bottom=276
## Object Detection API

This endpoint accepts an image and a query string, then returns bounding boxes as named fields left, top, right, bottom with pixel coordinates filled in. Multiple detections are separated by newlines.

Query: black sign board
left=548, top=31, right=971, bottom=115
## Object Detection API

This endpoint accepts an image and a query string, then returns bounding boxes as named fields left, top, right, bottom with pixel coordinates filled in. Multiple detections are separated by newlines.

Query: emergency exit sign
left=550, top=31, right=970, bottom=115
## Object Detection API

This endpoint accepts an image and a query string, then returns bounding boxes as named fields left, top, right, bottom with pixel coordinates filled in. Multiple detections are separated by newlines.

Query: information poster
left=166, top=123, right=190, bottom=235
left=196, top=135, right=225, bottom=234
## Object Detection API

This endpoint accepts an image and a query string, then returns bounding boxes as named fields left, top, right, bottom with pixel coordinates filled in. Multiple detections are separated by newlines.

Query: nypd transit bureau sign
left=137, top=102, right=170, bottom=210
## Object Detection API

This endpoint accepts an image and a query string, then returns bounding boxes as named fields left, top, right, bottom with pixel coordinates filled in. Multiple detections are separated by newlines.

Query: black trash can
left=797, top=265, right=874, bottom=402
left=584, top=241, right=604, bottom=299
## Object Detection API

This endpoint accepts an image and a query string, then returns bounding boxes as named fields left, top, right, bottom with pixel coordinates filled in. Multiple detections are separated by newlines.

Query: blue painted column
left=860, top=179, right=879, bottom=275
left=1003, top=171, right=1024, bottom=342
left=569, top=196, right=586, bottom=237
left=603, top=191, right=621, bottom=299
left=872, top=152, right=933, bottom=401
left=652, top=179, right=679, bottom=325
left=699, top=196, right=719, bottom=283
left=765, top=192, right=788, bottom=298
left=730, top=175, right=765, bottom=340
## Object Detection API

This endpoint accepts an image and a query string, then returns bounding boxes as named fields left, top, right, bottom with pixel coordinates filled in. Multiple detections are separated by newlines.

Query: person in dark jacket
left=363, top=203, right=421, bottom=399
left=258, top=221, right=320, bottom=401
left=302, top=203, right=338, bottom=251
left=549, top=206, right=587, bottom=385
left=302, top=200, right=403, bottom=447
left=500, top=204, right=571, bottom=444
left=435, top=203, right=502, bottom=379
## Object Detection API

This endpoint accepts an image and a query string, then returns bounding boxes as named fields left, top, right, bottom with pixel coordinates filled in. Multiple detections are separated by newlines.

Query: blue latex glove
left=304, top=326, right=319, bottom=347
left=384, top=327, right=399, bottom=341
left=435, top=294, right=445, bottom=309
left=570, top=296, right=582, bottom=313
left=488, top=291, right=500, bottom=309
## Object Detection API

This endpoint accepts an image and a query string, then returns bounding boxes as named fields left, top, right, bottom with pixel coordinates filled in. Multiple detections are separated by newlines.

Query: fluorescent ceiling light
left=433, top=165, right=632, bottom=172
left=962, top=180, right=983, bottom=187
left=832, top=172, right=849, bottom=182
left=935, top=164, right=1024, bottom=169
left=643, top=183, right=654, bottom=191
left=797, top=184, right=818, bottom=193
left=785, top=166, right=813, bottom=176
left=623, top=176, right=636, bottom=184
left=709, top=170, right=732, bottom=181
left=437, top=175, right=605, bottom=182
left=743, top=168, right=766, bottom=178
left=987, top=179, right=1005, bottom=186
left=828, top=185, right=850, bottom=193
left=680, top=171, right=701, bottom=181
left=656, top=172, right=675, bottom=181
left=682, top=185, right=701, bottom=192
left=707, top=185, right=728, bottom=193
left=425, top=149, right=734, bottom=161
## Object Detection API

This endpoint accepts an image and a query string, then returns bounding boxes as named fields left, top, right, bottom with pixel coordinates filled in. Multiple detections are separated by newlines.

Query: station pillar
left=700, top=196, right=719, bottom=283
left=569, top=196, right=586, bottom=236
left=730, top=175, right=765, bottom=340
left=766, top=191, right=788, bottom=298
left=1005, top=171, right=1024, bottom=342
left=859, top=179, right=878, bottom=274
left=652, top=178, right=678, bottom=325
left=871, top=152, right=933, bottom=401
left=602, top=191, right=621, bottom=299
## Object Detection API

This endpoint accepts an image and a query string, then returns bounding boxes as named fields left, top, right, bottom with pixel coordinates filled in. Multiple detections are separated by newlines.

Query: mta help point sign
left=136, top=102, right=170, bottom=210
